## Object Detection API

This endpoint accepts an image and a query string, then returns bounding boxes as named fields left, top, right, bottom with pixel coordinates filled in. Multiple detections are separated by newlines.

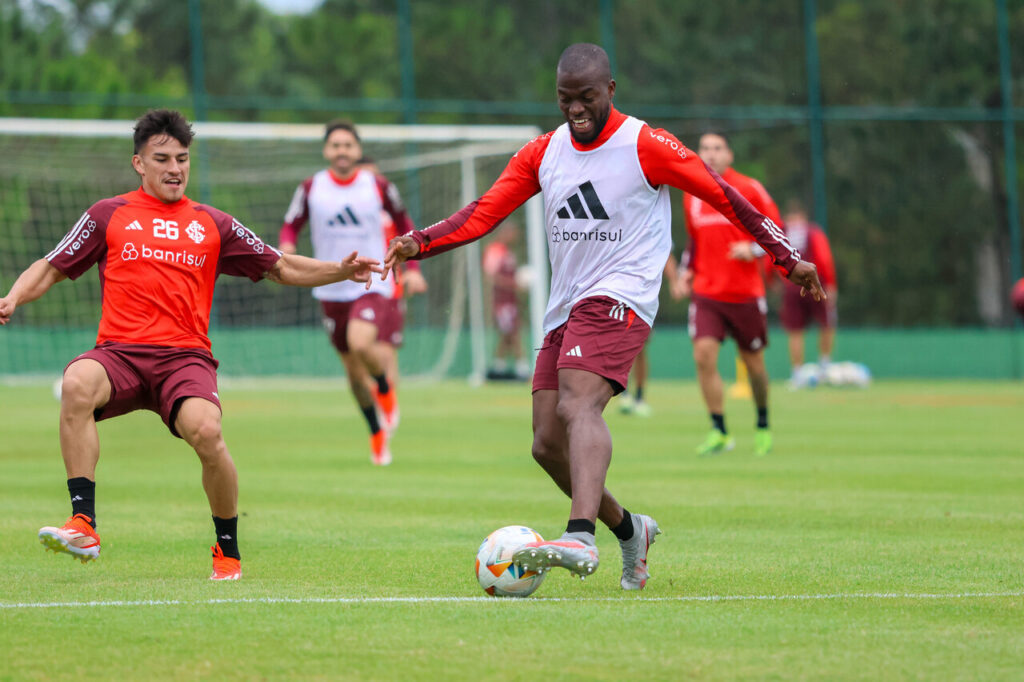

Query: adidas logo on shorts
left=565, top=345, right=583, bottom=357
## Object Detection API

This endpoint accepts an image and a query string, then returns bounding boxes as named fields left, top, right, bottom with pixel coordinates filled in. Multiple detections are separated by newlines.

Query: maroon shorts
left=780, top=288, right=836, bottom=331
left=494, top=302, right=521, bottom=336
left=321, top=293, right=402, bottom=353
left=67, top=342, right=221, bottom=439
left=532, top=296, right=651, bottom=395
left=386, top=297, right=406, bottom=348
left=688, top=294, right=768, bottom=352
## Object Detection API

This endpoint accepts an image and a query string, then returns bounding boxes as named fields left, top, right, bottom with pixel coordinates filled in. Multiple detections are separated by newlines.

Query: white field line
left=2, top=591, right=1022, bottom=610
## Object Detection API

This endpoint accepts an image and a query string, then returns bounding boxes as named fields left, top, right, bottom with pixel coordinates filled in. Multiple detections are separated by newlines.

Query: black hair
left=699, top=129, right=731, bottom=146
left=324, top=119, right=361, bottom=143
left=557, top=43, right=612, bottom=80
left=133, top=109, right=194, bottom=153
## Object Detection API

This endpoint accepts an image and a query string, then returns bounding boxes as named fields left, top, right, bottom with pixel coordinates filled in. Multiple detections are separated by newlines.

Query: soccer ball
left=475, top=525, right=546, bottom=598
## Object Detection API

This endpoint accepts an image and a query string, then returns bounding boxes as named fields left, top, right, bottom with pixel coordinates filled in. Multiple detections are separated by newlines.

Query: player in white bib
left=384, top=44, right=825, bottom=588
left=279, top=120, right=422, bottom=466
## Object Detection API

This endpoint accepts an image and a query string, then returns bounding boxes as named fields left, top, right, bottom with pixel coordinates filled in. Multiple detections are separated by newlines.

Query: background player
left=778, top=200, right=838, bottom=376
left=383, top=44, right=823, bottom=588
left=356, top=156, right=428, bottom=402
left=0, top=109, right=380, bottom=580
left=676, top=130, right=783, bottom=457
left=279, top=121, right=418, bottom=466
left=482, top=221, right=529, bottom=381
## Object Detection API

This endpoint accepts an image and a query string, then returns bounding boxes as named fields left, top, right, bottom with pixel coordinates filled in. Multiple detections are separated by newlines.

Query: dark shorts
left=780, top=288, right=836, bottom=331
left=494, top=302, right=521, bottom=336
left=532, top=296, right=651, bottom=395
left=688, top=294, right=768, bottom=352
left=321, top=293, right=402, bottom=353
left=67, top=342, right=221, bottom=439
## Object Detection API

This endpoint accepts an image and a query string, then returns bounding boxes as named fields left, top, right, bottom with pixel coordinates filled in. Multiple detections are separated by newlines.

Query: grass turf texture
left=1, top=379, right=1022, bottom=680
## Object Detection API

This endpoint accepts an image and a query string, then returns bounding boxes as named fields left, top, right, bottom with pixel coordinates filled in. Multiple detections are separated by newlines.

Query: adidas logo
left=220, top=534, right=233, bottom=540
left=609, top=302, right=627, bottom=321
left=70, top=495, right=84, bottom=502
left=555, top=181, right=608, bottom=221
left=328, top=206, right=361, bottom=227
left=125, top=220, right=143, bottom=231
left=565, top=345, right=583, bottom=357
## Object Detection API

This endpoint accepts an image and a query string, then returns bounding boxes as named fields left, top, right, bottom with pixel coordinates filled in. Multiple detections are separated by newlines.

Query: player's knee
left=555, top=393, right=596, bottom=425
left=59, top=370, right=101, bottom=414
left=184, top=416, right=224, bottom=454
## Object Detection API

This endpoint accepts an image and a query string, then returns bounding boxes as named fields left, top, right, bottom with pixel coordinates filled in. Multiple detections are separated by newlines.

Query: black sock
left=610, top=509, right=634, bottom=541
left=566, top=518, right=596, bottom=536
left=213, top=516, right=240, bottom=559
left=373, top=374, right=390, bottom=396
left=635, top=386, right=644, bottom=402
left=67, top=477, right=96, bottom=527
left=711, top=413, right=727, bottom=434
left=361, top=405, right=382, bottom=435
left=757, top=407, right=769, bottom=429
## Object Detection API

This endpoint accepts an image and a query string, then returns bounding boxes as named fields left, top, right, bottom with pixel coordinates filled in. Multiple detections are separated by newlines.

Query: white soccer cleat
left=513, top=536, right=599, bottom=577
left=619, top=513, right=660, bottom=590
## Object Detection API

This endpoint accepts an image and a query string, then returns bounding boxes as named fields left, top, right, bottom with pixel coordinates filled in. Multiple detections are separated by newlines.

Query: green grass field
left=2, top=378, right=1022, bottom=681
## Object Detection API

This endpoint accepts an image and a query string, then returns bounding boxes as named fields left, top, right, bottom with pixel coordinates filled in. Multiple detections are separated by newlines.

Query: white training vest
left=298, top=169, right=393, bottom=301
left=537, top=116, right=671, bottom=333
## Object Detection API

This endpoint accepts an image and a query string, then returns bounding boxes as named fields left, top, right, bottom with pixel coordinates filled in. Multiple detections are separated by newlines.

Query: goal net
left=0, top=118, right=548, bottom=382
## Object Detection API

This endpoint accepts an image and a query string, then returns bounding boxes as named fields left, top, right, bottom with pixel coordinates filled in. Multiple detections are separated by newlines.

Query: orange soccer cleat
left=210, top=542, right=241, bottom=581
left=373, top=387, right=400, bottom=434
left=38, top=513, right=101, bottom=563
left=370, top=429, right=392, bottom=466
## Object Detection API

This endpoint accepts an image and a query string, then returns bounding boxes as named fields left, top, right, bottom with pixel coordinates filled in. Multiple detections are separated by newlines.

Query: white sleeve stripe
left=283, top=184, right=307, bottom=224
left=46, top=212, right=89, bottom=261
left=762, top=217, right=797, bottom=257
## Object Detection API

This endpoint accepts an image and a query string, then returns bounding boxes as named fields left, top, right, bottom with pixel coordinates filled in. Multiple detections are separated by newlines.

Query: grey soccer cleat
left=513, top=536, right=600, bottom=577
left=619, top=513, right=660, bottom=590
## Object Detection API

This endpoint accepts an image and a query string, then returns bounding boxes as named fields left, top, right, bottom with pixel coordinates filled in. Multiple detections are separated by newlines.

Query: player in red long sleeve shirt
left=384, top=44, right=825, bottom=589
left=778, top=200, right=838, bottom=375
left=0, top=110, right=379, bottom=580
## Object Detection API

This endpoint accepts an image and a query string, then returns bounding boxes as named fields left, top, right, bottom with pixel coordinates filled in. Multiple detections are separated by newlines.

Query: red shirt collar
left=131, top=187, right=191, bottom=209
left=569, top=107, right=627, bottom=151
left=327, top=167, right=362, bottom=186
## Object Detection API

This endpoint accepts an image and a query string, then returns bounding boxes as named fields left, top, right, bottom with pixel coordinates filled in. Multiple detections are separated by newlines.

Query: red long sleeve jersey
left=410, top=108, right=799, bottom=331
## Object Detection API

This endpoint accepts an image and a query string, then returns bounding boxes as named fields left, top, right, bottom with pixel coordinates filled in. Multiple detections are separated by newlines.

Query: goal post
left=0, top=117, right=548, bottom=382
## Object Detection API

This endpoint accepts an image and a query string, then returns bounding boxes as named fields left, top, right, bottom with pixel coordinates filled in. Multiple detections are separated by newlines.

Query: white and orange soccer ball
left=475, top=525, right=547, bottom=598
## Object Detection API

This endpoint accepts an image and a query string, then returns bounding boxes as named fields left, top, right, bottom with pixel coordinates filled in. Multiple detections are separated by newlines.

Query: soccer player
left=676, top=131, right=783, bottom=457
left=482, top=222, right=529, bottom=381
left=778, top=200, right=838, bottom=375
left=356, top=156, right=428, bottom=403
left=0, top=110, right=380, bottom=580
left=279, top=122, right=420, bottom=466
left=383, top=44, right=824, bottom=588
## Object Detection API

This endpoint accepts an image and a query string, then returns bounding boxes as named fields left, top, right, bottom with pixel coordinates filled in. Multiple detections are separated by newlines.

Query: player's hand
left=671, top=268, right=693, bottom=301
left=0, top=297, right=14, bottom=325
left=788, top=260, right=826, bottom=301
left=338, top=251, right=382, bottom=286
left=402, top=269, right=428, bottom=296
left=728, top=241, right=756, bottom=261
left=382, top=235, right=420, bottom=282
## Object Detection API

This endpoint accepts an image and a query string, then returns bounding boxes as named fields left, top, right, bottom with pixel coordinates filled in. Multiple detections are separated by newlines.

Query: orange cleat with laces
left=370, top=429, right=392, bottom=466
left=210, top=542, right=241, bottom=581
left=374, top=388, right=400, bottom=435
left=39, top=513, right=101, bottom=563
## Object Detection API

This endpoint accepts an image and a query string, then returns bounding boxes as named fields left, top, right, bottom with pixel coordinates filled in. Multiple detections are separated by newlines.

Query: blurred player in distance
left=383, top=44, right=823, bottom=587
left=676, top=131, right=783, bottom=457
left=0, top=109, right=380, bottom=580
left=482, top=221, right=529, bottom=381
left=279, top=121, right=419, bottom=465
left=356, top=156, right=428, bottom=399
left=777, top=200, right=838, bottom=378
left=1013, top=277, right=1024, bottom=321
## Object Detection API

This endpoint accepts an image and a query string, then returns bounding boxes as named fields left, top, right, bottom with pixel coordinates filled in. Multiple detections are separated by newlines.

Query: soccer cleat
left=513, top=536, right=599, bottom=577
left=632, top=400, right=652, bottom=418
left=696, top=429, right=735, bottom=456
left=754, top=428, right=773, bottom=457
left=38, top=513, right=101, bottom=563
left=370, top=429, right=392, bottom=466
left=210, top=542, right=241, bottom=581
left=374, top=388, right=400, bottom=434
left=618, top=393, right=636, bottom=414
left=619, top=513, right=661, bottom=590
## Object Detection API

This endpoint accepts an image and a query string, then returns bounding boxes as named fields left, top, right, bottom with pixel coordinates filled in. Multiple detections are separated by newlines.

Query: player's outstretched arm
left=0, top=259, right=67, bottom=325
left=788, top=260, right=826, bottom=301
left=265, top=251, right=382, bottom=288
left=382, top=235, right=421, bottom=282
